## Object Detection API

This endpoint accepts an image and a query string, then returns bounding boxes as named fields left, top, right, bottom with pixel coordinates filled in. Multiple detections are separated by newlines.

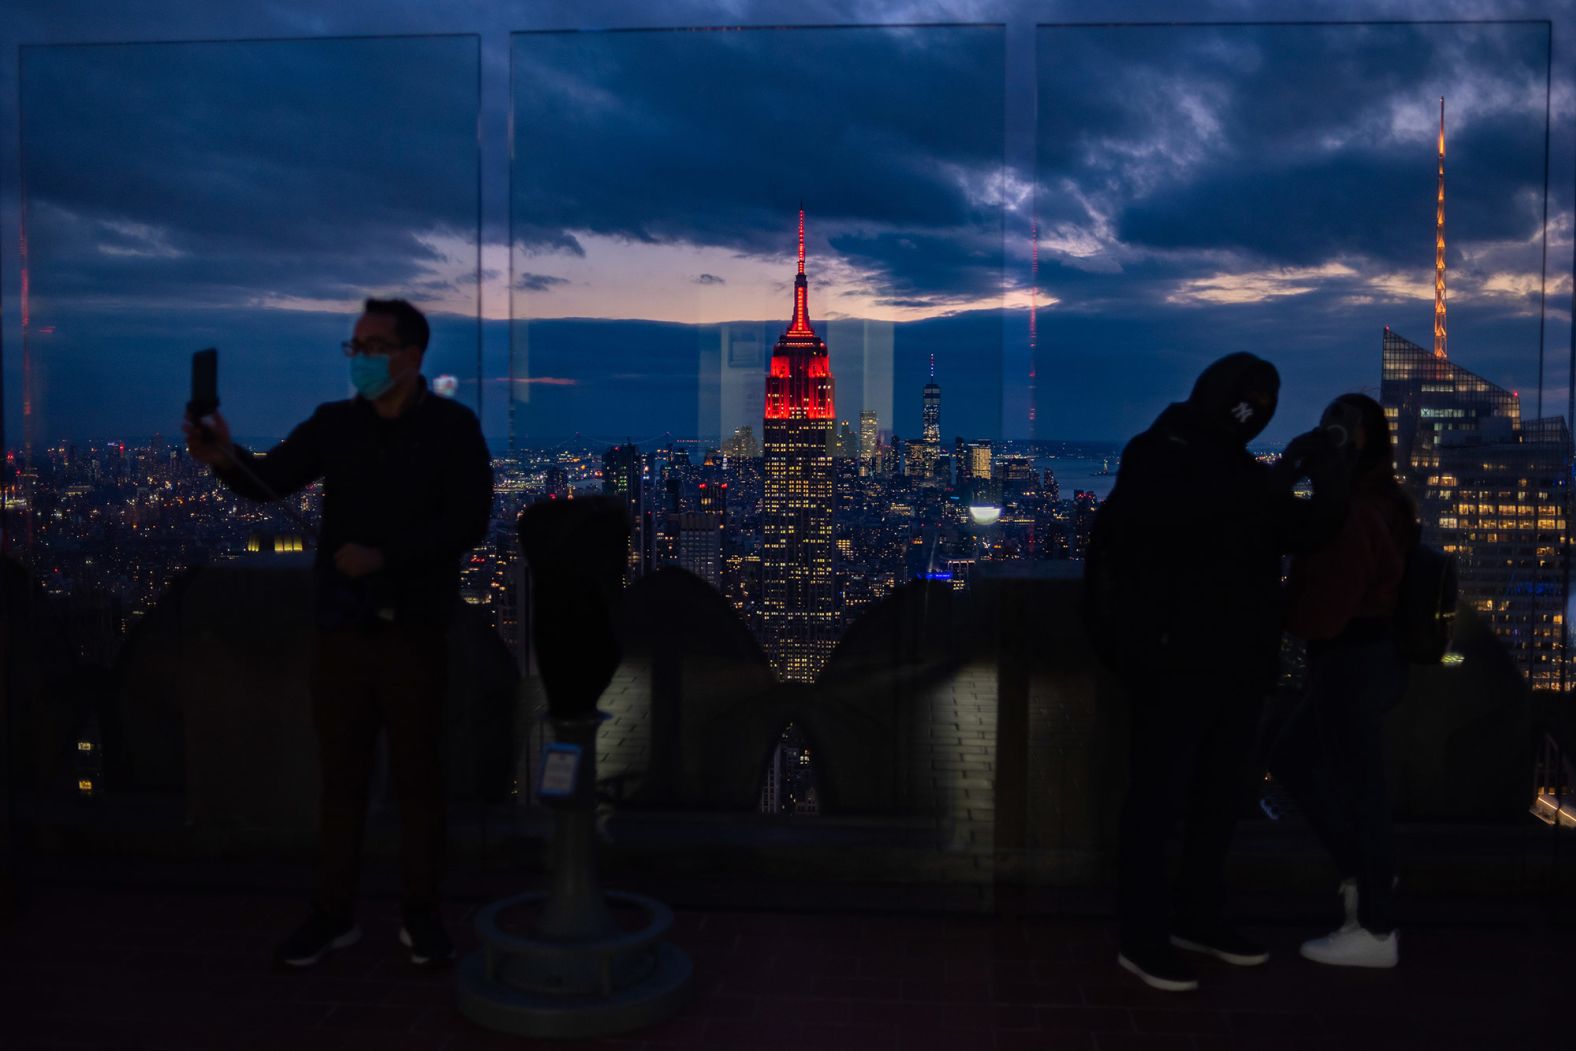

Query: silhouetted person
left=183, top=297, right=492, bottom=968
left=1272, top=394, right=1415, bottom=969
left=1097, top=352, right=1344, bottom=992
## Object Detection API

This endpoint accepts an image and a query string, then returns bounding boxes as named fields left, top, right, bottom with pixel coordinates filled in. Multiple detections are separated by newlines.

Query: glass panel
left=1036, top=21, right=1553, bottom=471
left=511, top=26, right=1008, bottom=839
left=1033, top=21, right=1560, bottom=841
left=9, top=35, right=482, bottom=807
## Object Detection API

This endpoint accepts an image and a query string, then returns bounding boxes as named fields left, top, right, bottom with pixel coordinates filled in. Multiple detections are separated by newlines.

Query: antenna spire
left=929, top=353, right=935, bottom=380
left=1434, top=96, right=1448, bottom=359
left=788, top=206, right=813, bottom=334
left=797, top=203, right=805, bottom=276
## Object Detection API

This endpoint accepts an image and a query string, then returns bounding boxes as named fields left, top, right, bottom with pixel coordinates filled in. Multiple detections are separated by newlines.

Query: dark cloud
left=1037, top=21, right=1551, bottom=269
left=21, top=36, right=480, bottom=310
left=515, top=224, right=585, bottom=257
left=693, top=273, right=725, bottom=285
left=512, top=26, right=1006, bottom=305
left=830, top=226, right=1005, bottom=308
left=1024, top=19, right=1558, bottom=442
left=516, top=272, right=569, bottom=291
left=1116, top=111, right=1546, bottom=268
left=7, top=11, right=1567, bottom=446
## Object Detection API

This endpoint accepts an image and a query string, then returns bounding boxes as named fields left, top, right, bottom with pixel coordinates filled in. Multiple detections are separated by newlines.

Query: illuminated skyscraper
left=760, top=209, right=838, bottom=682
left=1380, top=100, right=1570, bottom=690
left=671, top=511, right=722, bottom=588
left=1383, top=330, right=1569, bottom=691
left=725, top=424, right=760, bottom=461
left=1071, top=490, right=1099, bottom=559
left=1381, top=328, right=1519, bottom=480
left=922, top=356, right=941, bottom=446
left=914, top=357, right=943, bottom=485
left=955, top=437, right=993, bottom=503
left=858, top=410, right=879, bottom=478
left=602, top=441, right=647, bottom=580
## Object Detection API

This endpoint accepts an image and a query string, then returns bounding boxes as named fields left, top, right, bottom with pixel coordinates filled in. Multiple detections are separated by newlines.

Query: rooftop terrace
left=4, top=844, right=1570, bottom=1051
left=3, top=567, right=1573, bottom=1048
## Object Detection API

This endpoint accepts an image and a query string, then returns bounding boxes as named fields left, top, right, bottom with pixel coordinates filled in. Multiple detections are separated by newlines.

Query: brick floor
left=1, top=882, right=1569, bottom=1050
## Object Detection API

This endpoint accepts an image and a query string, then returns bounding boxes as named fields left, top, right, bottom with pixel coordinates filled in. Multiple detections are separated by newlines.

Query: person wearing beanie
left=1097, top=352, right=1347, bottom=992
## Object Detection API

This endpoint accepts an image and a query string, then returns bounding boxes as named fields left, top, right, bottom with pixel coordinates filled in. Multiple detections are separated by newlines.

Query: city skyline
left=2, top=8, right=1571, bottom=1031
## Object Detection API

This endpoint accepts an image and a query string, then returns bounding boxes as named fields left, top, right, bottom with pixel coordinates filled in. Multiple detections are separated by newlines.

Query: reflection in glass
left=11, top=36, right=482, bottom=665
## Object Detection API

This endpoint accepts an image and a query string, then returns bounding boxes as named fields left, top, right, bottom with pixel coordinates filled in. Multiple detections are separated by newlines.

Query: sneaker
left=1117, top=944, right=1199, bottom=992
left=1170, top=922, right=1270, bottom=966
left=1299, top=926, right=1398, bottom=969
left=399, top=910, right=455, bottom=965
left=277, top=907, right=360, bottom=967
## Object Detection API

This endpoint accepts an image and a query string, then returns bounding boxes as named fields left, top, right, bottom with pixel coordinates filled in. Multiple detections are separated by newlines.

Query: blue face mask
left=350, top=354, right=399, bottom=400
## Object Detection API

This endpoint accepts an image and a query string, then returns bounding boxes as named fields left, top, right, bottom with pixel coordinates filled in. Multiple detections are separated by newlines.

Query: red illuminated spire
left=788, top=206, right=814, bottom=335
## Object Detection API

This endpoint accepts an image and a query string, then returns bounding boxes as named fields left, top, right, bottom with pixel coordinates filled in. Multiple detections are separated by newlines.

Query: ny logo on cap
left=1231, top=401, right=1255, bottom=423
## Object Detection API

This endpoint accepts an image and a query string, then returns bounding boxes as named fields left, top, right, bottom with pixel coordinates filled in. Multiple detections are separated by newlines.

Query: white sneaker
left=1299, top=926, right=1398, bottom=968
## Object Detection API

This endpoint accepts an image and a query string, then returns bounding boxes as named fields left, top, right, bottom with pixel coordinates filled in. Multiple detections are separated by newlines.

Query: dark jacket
left=1285, top=469, right=1415, bottom=642
left=1105, top=399, right=1345, bottom=690
left=217, top=379, right=493, bottom=629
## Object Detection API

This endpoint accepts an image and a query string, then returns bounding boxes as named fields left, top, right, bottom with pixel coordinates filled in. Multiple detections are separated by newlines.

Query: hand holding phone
left=183, top=348, right=234, bottom=465
left=182, top=409, right=234, bottom=466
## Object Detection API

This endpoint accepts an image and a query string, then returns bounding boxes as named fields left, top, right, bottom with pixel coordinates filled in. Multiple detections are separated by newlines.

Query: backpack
left=1081, top=491, right=1164, bottom=670
left=1392, top=542, right=1458, bottom=664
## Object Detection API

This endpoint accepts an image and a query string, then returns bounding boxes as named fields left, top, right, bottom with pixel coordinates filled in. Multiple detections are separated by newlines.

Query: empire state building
left=761, top=208, right=838, bottom=682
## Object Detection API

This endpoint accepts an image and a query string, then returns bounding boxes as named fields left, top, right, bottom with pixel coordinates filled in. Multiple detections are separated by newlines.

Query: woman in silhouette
left=1274, top=393, right=1416, bottom=969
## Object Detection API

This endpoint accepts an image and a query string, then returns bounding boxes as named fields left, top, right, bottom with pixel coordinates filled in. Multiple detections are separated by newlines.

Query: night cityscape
left=0, top=398, right=1120, bottom=686
left=2, top=2, right=1574, bottom=1047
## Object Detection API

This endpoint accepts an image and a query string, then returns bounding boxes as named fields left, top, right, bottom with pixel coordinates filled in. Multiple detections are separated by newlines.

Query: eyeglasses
left=341, top=340, right=407, bottom=358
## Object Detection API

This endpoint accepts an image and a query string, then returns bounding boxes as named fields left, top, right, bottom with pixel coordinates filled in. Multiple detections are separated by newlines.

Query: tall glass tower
left=1382, top=329, right=1569, bottom=691
left=922, top=362, right=941, bottom=447
left=1380, top=101, right=1570, bottom=690
left=913, top=357, right=942, bottom=483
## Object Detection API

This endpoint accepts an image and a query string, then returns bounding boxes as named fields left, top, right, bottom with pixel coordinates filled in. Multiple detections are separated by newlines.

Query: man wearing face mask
left=1101, top=352, right=1346, bottom=992
left=183, top=297, right=492, bottom=969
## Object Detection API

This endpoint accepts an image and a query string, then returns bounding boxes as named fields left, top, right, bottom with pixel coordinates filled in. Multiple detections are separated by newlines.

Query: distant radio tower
left=1433, top=96, right=1448, bottom=360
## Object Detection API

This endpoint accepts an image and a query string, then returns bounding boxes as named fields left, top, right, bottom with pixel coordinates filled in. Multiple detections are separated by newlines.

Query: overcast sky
left=1, top=1, right=1572, bottom=446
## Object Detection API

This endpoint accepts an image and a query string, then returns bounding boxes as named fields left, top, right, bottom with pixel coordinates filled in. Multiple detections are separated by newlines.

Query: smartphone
left=188, top=348, right=219, bottom=421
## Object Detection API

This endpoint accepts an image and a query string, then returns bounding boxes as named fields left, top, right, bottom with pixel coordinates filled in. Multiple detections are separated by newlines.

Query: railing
left=1532, top=732, right=1576, bottom=830
left=7, top=555, right=1565, bottom=912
